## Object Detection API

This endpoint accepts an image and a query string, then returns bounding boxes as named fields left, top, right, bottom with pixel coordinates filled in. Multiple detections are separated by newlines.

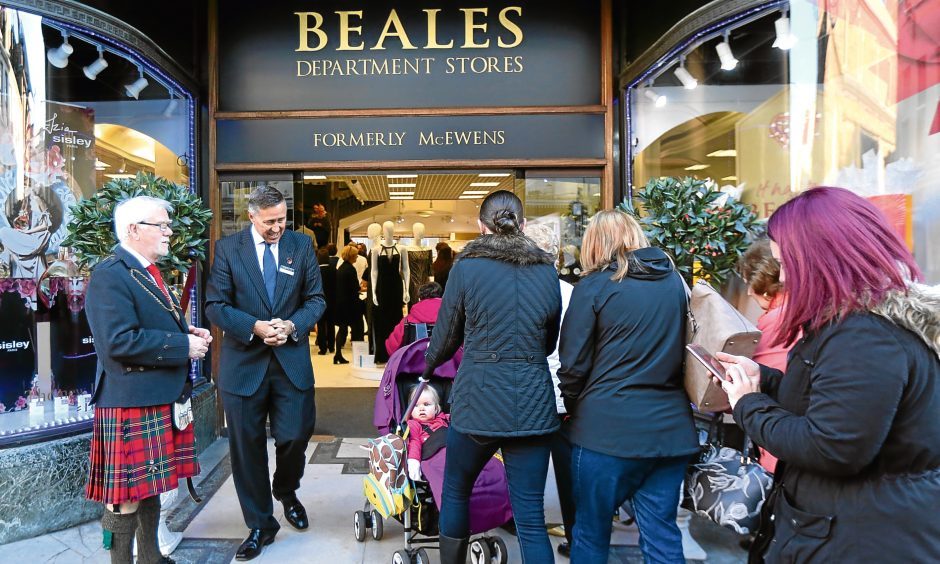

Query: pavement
left=3, top=436, right=748, bottom=563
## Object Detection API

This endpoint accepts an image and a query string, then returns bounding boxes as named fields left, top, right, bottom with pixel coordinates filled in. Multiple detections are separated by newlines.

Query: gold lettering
left=460, top=8, right=489, bottom=48
left=296, top=60, right=312, bottom=76
left=295, top=12, right=328, bottom=52
left=371, top=59, right=389, bottom=74
left=336, top=11, right=365, bottom=51
left=423, top=9, right=454, bottom=49
left=372, top=9, right=417, bottom=50
left=497, top=7, right=523, bottom=48
left=419, top=131, right=434, bottom=145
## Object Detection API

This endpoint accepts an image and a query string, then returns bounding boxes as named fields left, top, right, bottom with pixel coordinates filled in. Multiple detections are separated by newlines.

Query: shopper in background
left=315, top=248, right=336, bottom=355
left=558, top=209, right=698, bottom=564
left=718, top=186, right=940, bottom=563
left=385, top=281, right=443, bottom=356
left=432, top=242, right=454, bottom=292
left=737, top=237, right=793, bottom=474
left=525, top=223, right=577, bottom=558
left=333, top=244, right=363, bottom=365
left=422, top=190, right=561, bottom=563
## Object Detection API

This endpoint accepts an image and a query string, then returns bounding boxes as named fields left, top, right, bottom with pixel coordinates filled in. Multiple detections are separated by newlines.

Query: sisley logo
left=82, top=336, right=95, bottom=345
left=0, top=340, right=30, bottom=352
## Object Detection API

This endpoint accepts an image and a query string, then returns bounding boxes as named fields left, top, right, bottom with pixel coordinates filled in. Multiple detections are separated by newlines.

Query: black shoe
left=275, top=494, right=309, bottom=530
left=235, top=528, right=276, bottom=561
left=557, top=541, right=570, bottom=558
left=328, top=347, right=335, bottom=353
left=317, top=349, right=327, bottom=355
left=333, top=355, right=349, bottom=364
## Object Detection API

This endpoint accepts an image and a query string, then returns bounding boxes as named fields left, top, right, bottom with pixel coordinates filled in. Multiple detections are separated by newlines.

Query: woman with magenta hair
left=717, top=187, right=940, bottom=563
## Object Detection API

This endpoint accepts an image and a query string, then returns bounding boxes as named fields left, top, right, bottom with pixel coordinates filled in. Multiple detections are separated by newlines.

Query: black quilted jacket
left=423, top=234, right=562, bottom=437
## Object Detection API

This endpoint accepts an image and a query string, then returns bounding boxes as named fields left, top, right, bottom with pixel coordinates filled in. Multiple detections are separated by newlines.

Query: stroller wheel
left=370, top=509, right=384, bottom=540
left=489, top=536, right=508, bottom=564
left=468, top=538, right=492, bottom=564
left=353, top=510, right=366, bottom=542
left=391, top=549, right=410, bottom=564
left=414, top=547, right=430, bottom=564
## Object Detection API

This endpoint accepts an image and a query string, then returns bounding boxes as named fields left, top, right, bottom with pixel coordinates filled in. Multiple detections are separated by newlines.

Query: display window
left=627, top=0, right=940, bottom=283
left=0, top=5, right=194, bottom=442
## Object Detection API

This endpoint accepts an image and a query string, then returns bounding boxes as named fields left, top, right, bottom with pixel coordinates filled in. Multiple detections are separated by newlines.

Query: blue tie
left=263, top=242, right=276, bottom=303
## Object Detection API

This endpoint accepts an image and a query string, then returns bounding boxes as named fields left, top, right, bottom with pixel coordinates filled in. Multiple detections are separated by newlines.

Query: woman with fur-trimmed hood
left=719, top=187, right=940, bottom=563
left=422, top=190, right=561, bottom=564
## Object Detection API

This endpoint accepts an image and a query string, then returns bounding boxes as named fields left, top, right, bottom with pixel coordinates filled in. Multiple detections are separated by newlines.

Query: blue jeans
left=439, top=428, right=553, bottom=563
left=571, top=445, right=689, bottom=564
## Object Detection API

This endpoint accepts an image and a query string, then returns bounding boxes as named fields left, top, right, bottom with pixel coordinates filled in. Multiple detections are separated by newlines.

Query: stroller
left=356, top=338, right=514, bottom=564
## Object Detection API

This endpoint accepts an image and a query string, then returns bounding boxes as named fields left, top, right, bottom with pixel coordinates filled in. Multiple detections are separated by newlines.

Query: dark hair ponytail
left=480, top=190, right=523, bottom=235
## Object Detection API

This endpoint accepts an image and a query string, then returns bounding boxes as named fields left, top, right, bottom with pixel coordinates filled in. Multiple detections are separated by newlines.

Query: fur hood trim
left=457, top=234, right=555, bottom=266
left=871, top=284, right=940, bottom=357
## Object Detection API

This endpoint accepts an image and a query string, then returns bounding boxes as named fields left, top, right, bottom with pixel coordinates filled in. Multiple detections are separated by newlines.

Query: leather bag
left=682, top=279, right=761, bottom=412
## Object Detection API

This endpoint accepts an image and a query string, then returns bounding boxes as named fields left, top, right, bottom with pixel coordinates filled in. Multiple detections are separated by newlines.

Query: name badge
left=279, top=265, right=295, bottom=276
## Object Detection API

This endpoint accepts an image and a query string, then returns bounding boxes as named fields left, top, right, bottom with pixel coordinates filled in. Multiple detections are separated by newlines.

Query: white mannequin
left=409, top=222, right=431, bottom=250
left=367, top=222, right=382, bottom=248
left=372, top=221, right=409, bottom=305
left=406, top=222, right=433, bottom=307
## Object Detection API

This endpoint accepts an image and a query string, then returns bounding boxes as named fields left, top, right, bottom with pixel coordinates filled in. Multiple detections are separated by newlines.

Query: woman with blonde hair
left=558, top=209, right=698, bottom=563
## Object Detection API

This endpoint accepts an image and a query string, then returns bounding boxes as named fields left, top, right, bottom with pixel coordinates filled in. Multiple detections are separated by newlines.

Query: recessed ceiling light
left=469, top=182, right=500, bottom=187
left=684, top=164, right=710, bottom=171
left=304, top=174, right=327, bottom=180
left=389, top=195, right=413, bottom=200
left=387, top=174, right=418, bottom=179
left=706, top=149, right=737, bottom=158
left=389, top=192, right=414, bottom=196
left=389, top=183, right=416, bottom=188
left=459, top=195, right=481, bottom=199
left=417, top=211, right=434, bottom=218
left=721, top=176, right=739, bottom=181
left=462, top=190, right=490, bottom=196
left=104, top=173, right=136, bottom=179
left=478, top=173, right=511, bottom=177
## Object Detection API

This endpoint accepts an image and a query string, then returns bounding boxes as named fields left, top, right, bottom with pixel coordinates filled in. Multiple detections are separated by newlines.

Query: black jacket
left=423, top=234, right=561, bottom=437
left=86, top=246, right=191, bottom=407
left=334, top=261, right=361, bottom=326
left=735, top=287, right=940, bottom=563
left=558, top=247, right=698, bottom=458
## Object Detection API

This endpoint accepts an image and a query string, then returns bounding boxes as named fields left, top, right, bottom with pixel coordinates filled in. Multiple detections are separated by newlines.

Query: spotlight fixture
left=773, top=12, right=797, bottom=50
left=643, top=88, right=667, bottom=107
left=715, top=32, right=738, bottom=70
left=83, top=46, right=108, bottom=79
left=46, top=31, right=73, bottom=68
left=673, top=57, right=698, bottom=90
left=124, top=66, right=149, bottom=99
left=162, top=93, right=179, bottom=117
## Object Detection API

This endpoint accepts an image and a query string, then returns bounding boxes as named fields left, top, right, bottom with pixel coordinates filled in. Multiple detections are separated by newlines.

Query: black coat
left=558, top=247, right=698, bottom=458
left=734, top=291, right=940, bottom=563
left=423, top=234, right=561, bottom=437
left=334, top=261, right=361, bottom=326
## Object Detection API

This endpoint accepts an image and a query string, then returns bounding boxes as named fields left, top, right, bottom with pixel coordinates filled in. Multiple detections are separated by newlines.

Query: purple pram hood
left=373, top=338, right=462, bottom=435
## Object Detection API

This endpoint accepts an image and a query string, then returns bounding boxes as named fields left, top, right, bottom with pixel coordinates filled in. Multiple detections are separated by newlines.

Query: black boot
left=135, top=496, right=173, bottom=563
left=439, top=534, right=469, bottom=564
left=102, top=507, right=139, bottom=564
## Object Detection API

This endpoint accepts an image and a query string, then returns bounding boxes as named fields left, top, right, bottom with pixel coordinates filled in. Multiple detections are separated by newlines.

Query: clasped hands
left=254, top=318, right=296, bottom=347
left=187, top=325, right=212, bottom=360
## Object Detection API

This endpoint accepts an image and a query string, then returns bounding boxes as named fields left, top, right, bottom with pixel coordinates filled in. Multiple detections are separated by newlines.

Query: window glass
left=0, top=6, right=193, bottom=438
left=630, top=1, right=940, bottom=284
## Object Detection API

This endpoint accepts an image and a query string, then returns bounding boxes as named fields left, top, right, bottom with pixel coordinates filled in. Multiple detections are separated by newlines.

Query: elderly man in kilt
left=85, top=196, right=211, bottom=564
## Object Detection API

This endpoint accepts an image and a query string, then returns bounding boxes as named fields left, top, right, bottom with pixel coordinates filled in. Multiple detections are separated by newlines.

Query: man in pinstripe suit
left=206, top=185, right=325, bottom=561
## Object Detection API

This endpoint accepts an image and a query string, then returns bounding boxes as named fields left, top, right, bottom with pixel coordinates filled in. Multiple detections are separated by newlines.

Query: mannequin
left=406, top=222, right=432, bottom=309
left=371, top=221, right=409, bottom=363
left=364, top=223, right=382, bottom=354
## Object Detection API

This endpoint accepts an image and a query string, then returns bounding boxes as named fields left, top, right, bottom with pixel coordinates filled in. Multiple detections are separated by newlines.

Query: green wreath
left=62, top=172, right=212, bottom=276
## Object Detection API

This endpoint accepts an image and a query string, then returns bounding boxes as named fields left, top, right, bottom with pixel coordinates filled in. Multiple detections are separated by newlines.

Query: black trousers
left=221, top=356, right=316, bottom=531
left=550, top=420, right=576, bottom=546
left=316, top=308, right=334, bottom=351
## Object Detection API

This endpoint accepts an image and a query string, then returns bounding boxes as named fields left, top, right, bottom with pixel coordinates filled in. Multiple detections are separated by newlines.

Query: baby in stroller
left=405, top=386, right=449, bottom=482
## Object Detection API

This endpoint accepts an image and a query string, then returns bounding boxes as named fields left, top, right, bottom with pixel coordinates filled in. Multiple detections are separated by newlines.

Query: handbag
left=681, top=278, right=761, bottom=412
left=686, top=416, right=773, bottom=535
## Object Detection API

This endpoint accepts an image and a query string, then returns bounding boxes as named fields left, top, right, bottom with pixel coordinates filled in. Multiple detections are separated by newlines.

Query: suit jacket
left=86, top=246, right=191, bottom=408
left=205, top=228, right=325, bottom=396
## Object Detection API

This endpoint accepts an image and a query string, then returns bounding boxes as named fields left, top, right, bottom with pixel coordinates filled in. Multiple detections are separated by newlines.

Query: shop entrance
left=217, top=169, right=601, bottom=436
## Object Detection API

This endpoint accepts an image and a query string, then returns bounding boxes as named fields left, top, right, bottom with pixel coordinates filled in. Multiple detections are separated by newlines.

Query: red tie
left=146, top=264, right=171, bottom=301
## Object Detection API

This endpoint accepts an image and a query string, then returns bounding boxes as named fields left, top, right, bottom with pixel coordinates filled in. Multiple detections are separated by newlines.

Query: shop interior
left=219, top=170, right=602, bottom=392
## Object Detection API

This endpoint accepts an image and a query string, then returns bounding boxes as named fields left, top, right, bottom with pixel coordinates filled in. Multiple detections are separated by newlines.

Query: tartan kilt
left=86, top=404, right=199, bottom=504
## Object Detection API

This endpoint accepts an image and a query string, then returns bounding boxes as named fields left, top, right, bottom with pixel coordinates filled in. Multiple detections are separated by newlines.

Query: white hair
left=114, top=196, right=173, bottom=243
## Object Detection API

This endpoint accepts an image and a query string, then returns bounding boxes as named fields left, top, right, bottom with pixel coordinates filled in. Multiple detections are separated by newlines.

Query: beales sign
left=217, top=0, right=601, bottom=112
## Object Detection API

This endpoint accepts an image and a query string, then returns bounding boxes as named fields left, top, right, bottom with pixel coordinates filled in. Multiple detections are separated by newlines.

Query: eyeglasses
left=137, top=221, right=172, bottom=233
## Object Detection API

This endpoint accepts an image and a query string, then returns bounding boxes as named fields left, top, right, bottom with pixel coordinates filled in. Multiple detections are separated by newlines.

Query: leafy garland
left=620, top=176, right=759, bottom=287
left=62, top=172, right=212, bottom=276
